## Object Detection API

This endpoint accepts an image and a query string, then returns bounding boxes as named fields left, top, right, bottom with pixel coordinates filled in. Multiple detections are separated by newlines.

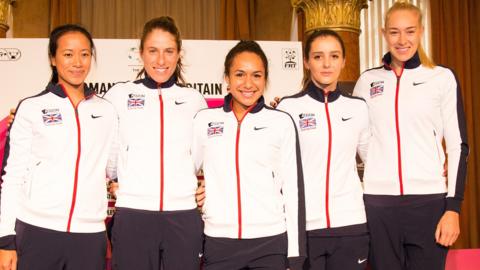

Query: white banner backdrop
left=0, top=39, right=303, bottom=117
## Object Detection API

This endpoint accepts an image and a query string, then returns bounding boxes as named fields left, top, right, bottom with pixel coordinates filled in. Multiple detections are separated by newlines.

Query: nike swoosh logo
left=358, top=258, right=367, bottom=264
left=342, top=117, right=352, bottom=121
left=91, top=114, right=102, bottom=119
left=254, top=126, right=267, bottom=131
left=413, top=81, right=426, bottom=86
left=175, top=101, right=185, bottom=105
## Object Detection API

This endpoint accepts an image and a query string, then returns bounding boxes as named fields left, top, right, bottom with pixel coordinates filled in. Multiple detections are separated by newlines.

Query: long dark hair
left=48, top=24, right=95, bottom=84
left=136, top=16, right=186, bottom=85
left=302, top=29, right=345, bottom=90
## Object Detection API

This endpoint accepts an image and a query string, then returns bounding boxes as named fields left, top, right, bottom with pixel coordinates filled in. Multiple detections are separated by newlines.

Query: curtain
left=49, top=0, right=80, bottom=31
left=219, top=0, right=255, bottom=40
left=80, top=0, right=220, bottom=39
left=430, top=0, right=480, bottom=249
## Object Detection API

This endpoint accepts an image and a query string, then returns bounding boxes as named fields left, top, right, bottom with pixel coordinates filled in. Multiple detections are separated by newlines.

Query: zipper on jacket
left=393, top=64, right=405, bottom=195
left=235, top=121, right=242, bottom=239
left=158, top=86, right=165, bottom=211
left=64, top=92, right=83, bottom=233
left=324, top=92, right=332, bottom=228
left=233, top=103, right=256, bottom=239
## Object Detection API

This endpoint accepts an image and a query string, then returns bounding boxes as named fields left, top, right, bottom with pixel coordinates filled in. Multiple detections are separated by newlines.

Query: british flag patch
left=299, top=113, right=316, bottom=131
left=41, top=109, right=62, bottom=125
left=370, top=81, right=384, bottom=98
left=127, top=93, right=145, bottom=109
left=207, top=122, right=224, bottom=137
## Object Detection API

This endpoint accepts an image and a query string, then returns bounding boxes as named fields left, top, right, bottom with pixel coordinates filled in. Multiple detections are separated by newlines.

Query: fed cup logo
left=0, top=48, right=22, bottom=61
left=282, top=48, right=298, bottom=70
left=127, top=47, right=141, bottom=64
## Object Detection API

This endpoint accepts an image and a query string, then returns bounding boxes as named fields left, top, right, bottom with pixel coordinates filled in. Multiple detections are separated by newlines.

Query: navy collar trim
left=382, top=52, right=421, bottom=70
left=134, top=74, right=177, bottom=89
left=222, top=93, right=265, bottom=114
left=306, top=82, right=341, bottom=103
left=47, top=83, right=95, bottom=99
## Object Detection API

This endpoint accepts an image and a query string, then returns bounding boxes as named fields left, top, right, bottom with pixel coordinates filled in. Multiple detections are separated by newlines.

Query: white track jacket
left=0, top=83, right=118, bottom=249
left=192, top=94, right=306, bottom=262
left=278, top=83, right=369, bottom=233
left=353, top=52, right=469, bottom=212
left=103, top=76, right=207, bottom=211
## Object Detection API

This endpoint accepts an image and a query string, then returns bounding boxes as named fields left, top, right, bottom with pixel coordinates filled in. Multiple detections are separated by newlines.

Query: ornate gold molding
left=0, top=0, right=10, bottom=33
left=292, top=0, right=368, bottom=34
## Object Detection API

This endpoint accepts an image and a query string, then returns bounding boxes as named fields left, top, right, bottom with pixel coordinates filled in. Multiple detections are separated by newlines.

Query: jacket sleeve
left=106, top=111, right=119, bottom=181
left=357, top=102, right=370, bottom=163
left=352, top=74, right=367, bottom=99
left=441, top=69, right=469, bottom=213
left=191, top=114, right=204, bottom=175
left=0, top=102, right=33, bottom=249
left=278, top=115, right=306, bottom=269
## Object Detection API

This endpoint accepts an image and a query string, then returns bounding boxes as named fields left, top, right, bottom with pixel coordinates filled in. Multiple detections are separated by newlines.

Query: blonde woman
left=353, top=3, right=468, bottom=269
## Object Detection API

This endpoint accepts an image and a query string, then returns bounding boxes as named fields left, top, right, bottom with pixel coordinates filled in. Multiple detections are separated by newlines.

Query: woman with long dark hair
left=277, top=30, right=370, bottom=270
left=0, top=24, right=118, bottom=270
left=104, top=16, right=207, bottom=270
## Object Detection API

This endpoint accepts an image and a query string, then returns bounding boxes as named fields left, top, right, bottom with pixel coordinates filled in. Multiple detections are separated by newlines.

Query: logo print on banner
left=127, top=93, right=145, bottom=109
left=282, top=48, right=299, bottom=70
left=41, top=109, right=62, bottom=125
left=207, top=122, right=224, bottom=137
left=299, top=113, right=316, bottom=131
left=370, top=81, right=384, bottom=98
left=127, top=47, right=143, bottom=73
left=0, top=48, right=22, bottom=61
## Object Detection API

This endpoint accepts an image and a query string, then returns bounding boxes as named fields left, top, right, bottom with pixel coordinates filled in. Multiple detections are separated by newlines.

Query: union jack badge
left=41, top=108, right=62, bottom=126
left=299, top=113, right=316, bottom=131
left=127, top=93, right=145, bottom=109
left=370, top=81, right=384, bottom=98
left=207, top=121, right=224, bottom=137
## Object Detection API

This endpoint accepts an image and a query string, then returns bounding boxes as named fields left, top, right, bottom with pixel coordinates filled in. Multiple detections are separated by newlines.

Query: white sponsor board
left=0, top=39, right=303, bottom=116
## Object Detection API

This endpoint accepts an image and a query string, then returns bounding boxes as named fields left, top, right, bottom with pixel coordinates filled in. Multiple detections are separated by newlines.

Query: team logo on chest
left=41, top=108, right=62, bottom=126
left=127, top=93, right=145, bottom=109
left=299, top=113, right=317, bottom=131
left=370, top=81, right=384, bottom=98
left=207, top=122, right=224, bottom=137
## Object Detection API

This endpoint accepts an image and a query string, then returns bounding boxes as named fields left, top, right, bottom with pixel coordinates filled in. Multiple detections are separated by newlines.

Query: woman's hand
left=435, top=210, right=460, bottom=247
left=107, top=179, right=119, bottom=199
left=0, top=249, right=17, bottom=270
left=7, top=108, right=15, bottom=127
left=269, top=97, right=281, bottom=108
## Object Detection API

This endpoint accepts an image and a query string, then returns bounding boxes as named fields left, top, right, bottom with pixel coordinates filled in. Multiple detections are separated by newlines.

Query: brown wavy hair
left=136, top=16, right=186, bottom=85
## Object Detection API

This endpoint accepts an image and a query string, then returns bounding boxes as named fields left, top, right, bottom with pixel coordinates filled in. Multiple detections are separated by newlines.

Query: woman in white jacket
left=104, top=16, right=207, bottom=270
left=192, top=40, right=306, bottom=270
left=277, top=29, right=370, bottom=270
left=353, top=3, right=468, bottom=269
left=0, top=24, right=118, bottom=270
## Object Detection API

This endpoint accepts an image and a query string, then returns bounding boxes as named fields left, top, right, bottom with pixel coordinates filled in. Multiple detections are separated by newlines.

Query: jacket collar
left=222, top=93, right=265, bottom=114
left=305, top=81, right=341, bottom=103
left=134, top=74, right=177, bottom=89
left=47, top=82, right=95, bottom=99
left=382, top=51, right=421, bottom=70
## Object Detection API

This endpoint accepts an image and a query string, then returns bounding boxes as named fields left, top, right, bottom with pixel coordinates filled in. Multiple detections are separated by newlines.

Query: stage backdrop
left=0, top=39, right=303, bottom=117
